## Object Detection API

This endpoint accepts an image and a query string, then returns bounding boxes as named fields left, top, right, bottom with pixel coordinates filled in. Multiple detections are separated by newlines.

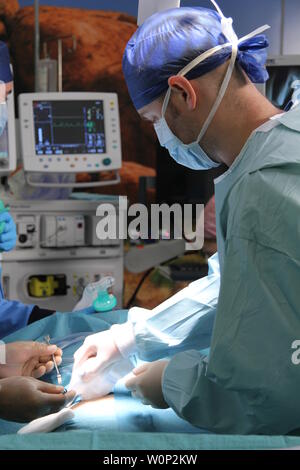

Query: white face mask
left=0, top=81, right=7, bottom=137
left=154, top=0, right=269, bottom=171
left=0, top=101, right=8, bottom=137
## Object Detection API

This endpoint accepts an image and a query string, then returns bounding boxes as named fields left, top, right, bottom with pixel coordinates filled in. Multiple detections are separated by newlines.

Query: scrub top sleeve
left=122, top=253, right=220, bottom=362
left=0, top=299, right=34, bottom=339
left=162, top=349, right=253, bottom=434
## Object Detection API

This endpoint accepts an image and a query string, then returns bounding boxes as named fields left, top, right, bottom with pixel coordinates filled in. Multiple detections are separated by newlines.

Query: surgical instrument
left=44, top=334, right=62, bottom=384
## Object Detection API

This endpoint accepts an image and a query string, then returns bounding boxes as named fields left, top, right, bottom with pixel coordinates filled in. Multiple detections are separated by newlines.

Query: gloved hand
left=72, top=330, right=122, bottom=381
left=125, top=360, right=169, bottom=409
left=69, top=357, right=134, bottom=401
left=0, top=211, right=17, bottom=252
left=0, top=341, right=63, bottom=379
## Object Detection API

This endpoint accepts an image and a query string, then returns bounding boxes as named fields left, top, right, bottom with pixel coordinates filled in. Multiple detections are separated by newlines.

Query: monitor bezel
left=19, top=92, right=122, bottom=174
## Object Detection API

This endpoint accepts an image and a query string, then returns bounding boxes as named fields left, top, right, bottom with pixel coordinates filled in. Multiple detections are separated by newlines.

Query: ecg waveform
left=33, top=100, right=107, bottom=155
left=52, top=121, right=86, bottom=128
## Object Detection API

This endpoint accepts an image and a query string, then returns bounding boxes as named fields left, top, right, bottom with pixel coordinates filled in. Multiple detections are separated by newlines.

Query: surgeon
left=72, top=1, right=300, bottom=435
left=0, top=42, right=58, bottom=339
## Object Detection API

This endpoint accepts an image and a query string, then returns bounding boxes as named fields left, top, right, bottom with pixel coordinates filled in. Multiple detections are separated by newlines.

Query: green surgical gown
left=162, top=105, right=300, bottom=435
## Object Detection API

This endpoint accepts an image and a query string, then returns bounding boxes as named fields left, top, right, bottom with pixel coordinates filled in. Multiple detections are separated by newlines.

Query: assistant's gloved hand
left=125, top=360, right=169, bottom=409
left=0, top=211, right=17, bottom=251
left=72, top=330, right=122, bottom=381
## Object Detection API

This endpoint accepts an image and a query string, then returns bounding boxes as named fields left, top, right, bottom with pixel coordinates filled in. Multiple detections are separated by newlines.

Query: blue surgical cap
left=123, top=7, right=269, bottom=110
left=0, top=42, right=13, bottom=84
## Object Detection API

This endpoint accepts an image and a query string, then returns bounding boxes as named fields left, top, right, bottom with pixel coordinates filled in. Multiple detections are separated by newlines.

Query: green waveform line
left=53, top=121, right=96, bottom=129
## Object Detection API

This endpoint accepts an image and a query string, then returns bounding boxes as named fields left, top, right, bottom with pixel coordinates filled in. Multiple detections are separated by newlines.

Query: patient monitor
left=19, top=92, right=122, bottom=187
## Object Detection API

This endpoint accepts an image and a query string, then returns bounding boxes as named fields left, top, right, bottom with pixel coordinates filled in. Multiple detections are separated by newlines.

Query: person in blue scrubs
left=0, top=42, right=56, bottom=339
left=73, top=3, right=300, bottom=435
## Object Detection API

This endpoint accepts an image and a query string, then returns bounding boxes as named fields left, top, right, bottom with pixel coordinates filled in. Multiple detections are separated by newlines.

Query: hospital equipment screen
left=33, top=100, right=106, bottom=156
left=19, top=92, right=122, bottom=174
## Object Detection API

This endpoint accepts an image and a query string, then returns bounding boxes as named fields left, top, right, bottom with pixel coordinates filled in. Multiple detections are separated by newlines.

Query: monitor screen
left=33, top=100, right=106, bottom=156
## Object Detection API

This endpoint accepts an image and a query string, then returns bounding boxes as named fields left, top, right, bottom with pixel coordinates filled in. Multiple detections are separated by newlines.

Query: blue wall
left=18, top=1, right=299, bottom=55
left=19, top=1, right=139, bottom=14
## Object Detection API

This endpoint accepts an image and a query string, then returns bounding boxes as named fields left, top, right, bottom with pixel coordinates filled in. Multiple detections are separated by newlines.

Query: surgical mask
left=154, top=117, right=220, bottom=170
left=0, top=101, right=8, bottom=137
left=154, top=0, right=270, bottom=171
left=0, top=81, right=7, bottom=137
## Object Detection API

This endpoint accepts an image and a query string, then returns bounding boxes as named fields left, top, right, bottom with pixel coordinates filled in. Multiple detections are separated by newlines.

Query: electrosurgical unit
left=1, top=199, right=124, bottom=311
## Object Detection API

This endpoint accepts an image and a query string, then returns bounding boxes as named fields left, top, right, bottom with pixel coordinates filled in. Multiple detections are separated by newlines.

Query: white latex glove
left=69, top=322, right=134, bottom=400
left=69, top=358, right=134, bottom=401
left=125, top=360, right=169, bottom=409
left=73, top=330, right=122, bottom=380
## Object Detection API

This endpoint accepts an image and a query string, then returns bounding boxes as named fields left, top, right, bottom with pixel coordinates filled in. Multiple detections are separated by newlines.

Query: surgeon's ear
left=168, top=76, right=197, bottom=112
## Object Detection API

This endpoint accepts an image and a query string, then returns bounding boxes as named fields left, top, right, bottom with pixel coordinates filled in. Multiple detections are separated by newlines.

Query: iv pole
left=34, top=0, right=40, bottom=92
left=28, top=0, right=119, bottom=188
left=33, top=0, right=76, bottom=93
